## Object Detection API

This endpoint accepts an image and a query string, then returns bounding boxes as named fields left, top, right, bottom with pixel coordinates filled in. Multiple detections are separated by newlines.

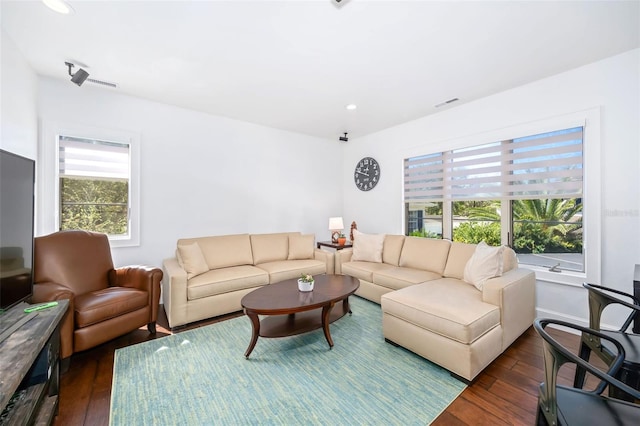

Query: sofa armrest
left=483, top=268, right=536, bottom=349
left=313, top=248, right=335, bottom=274
left=162, top=258, right=189, bottom=328
left=334, top=248, right=353, bottom=274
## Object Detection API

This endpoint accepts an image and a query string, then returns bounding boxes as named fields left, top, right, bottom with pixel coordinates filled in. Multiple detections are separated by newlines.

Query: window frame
left=401, top=109, right=601, bottom=287
left=38, top=121, right=141, bottom=248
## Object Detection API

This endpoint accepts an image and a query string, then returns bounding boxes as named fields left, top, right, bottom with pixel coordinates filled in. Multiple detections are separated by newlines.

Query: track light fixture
left=65, top=62, right=89, bottom=86
left=339, top=132, right=349, bottom=142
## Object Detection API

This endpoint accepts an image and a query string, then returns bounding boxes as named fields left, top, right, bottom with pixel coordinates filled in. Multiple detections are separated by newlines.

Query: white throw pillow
left=463, top=241, right=504, bottom=290
left=177, top=242, right=209, bottom=279
left=351, top=229, right=384, bottom=263
left=288, top=234, right=315, bottom=260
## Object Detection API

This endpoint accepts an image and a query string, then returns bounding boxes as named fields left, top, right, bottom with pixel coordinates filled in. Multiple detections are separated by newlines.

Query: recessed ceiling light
left=346, top=104, right=357, bottom=111
left=42, top=0, right=74, bottom=15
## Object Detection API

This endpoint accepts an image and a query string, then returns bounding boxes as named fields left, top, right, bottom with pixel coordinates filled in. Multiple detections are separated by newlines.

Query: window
left=38, top=122, right=140, bottom=248
left=58, top=136, right=130, bottom=237
left=404, top=152, right=444, bottom=238
left=404, top=126, right=584, bottom=272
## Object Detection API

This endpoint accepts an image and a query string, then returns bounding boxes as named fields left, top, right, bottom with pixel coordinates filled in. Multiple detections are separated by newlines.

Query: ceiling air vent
left=435, top=97, right=459, bottom=108
left=87, top=78, right=117, bottom=88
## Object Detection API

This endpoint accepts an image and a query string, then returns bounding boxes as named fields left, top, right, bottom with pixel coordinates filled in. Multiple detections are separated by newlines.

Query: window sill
left=521, top=265, right=586, bottom=287
left=109, top=236, right=140, bottom=248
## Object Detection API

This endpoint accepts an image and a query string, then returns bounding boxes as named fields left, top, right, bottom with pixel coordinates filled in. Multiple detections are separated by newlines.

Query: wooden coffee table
left=240, top=274, right=359, bottom=358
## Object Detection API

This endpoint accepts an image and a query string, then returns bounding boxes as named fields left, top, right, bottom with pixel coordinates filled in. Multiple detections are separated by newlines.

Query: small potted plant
left=337, top=233, right=347, bottom=246
left=298, top=273, right=315, bottom=292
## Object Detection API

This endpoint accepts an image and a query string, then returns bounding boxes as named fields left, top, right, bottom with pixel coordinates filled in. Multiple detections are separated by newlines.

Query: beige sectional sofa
left=335, top=234, right=535, bottom=382
left=162, top=232, right=334, bottom=328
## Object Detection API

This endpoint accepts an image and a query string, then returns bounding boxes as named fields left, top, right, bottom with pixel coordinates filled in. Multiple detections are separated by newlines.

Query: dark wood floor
left=52, top=304, right=587, bottom=426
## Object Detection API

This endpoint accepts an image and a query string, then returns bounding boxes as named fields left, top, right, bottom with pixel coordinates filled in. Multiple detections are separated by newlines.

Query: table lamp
left=328, top=217, right=344, bottom=243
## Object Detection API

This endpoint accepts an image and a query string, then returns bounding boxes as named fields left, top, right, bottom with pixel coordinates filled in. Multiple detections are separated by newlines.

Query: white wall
left=342, top=49, right=640, bottom=326
left=0, top=29, right=38, bottom=159
left=6, top=28, right=638, bottom=325
left=37, top=78, right=342, bottom=268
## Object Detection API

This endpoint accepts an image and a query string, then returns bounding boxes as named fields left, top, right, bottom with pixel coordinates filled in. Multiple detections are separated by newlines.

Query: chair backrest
left=584, top=283, right=640, bottom=333
left=534, top=318, right=640, bottom=425
left=34, top=230, right=114, bottom=295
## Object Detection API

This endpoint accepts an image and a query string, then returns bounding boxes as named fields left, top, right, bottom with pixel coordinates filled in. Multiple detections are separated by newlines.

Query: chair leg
left=147, top=322, right=157, bottom=334
left=573, top=340, right=591, bottom=388
left=535, top=405, right=548, bottom=426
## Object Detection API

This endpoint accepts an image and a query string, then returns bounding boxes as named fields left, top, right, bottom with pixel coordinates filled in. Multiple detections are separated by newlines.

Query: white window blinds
left=59, top=136, right=129, bottom=180
left=404, top=126, right=583, bottom=201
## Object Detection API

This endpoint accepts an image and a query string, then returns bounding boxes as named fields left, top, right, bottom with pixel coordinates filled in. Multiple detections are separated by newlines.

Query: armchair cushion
left=74, top=287, right=148, bottom=328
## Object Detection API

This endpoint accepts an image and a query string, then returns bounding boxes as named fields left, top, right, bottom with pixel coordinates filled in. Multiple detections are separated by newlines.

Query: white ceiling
left=2, top=0, right=639, bottom=140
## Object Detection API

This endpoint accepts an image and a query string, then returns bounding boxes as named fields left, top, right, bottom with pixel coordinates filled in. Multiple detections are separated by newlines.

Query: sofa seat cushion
left=187, top=265, right=269, bottom=300
left=381, top=278, right=500, bottom=345
left=257, top=260, right=326, bottom=284
left=342, top=261, right=397, bottom=283
left=75, top=287, right=148, bottom=328
left=373, top=266, right=442, bottom=290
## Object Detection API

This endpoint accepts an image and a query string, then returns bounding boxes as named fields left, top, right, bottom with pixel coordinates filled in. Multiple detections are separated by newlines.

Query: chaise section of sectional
left=337, top=234, right=536, bottom=382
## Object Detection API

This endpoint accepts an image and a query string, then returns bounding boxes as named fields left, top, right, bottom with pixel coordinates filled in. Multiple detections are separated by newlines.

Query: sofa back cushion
left=502, top=247, right=518, bottom=273
left=399, top=237, right=451, bottom=274
left=251, top=233, right=293, bottom=264
left=287, top=234, right=315, bottom=260
left=178, top=234, right=253, bottom=270
left=443, top=242, right=478, bottom=279
left=444, top=241, right=518, bottom=279
left=382, top=234, right=405, bottom=266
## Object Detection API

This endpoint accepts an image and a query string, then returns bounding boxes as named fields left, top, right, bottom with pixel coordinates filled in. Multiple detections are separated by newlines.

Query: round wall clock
left=354, top=157, right=381, bottom=191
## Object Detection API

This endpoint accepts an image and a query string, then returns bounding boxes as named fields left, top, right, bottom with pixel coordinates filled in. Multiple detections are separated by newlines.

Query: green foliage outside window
left=452, top=221, right=501, bottom=246
left=451, top=199, right=582, bottom=254
left=409, top=229, right=440, bottom=238
left=59, top=177, right=128, bottom=235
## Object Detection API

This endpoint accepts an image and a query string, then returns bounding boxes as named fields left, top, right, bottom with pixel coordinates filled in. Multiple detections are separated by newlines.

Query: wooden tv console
left=0, top=300, right=68, bottom=425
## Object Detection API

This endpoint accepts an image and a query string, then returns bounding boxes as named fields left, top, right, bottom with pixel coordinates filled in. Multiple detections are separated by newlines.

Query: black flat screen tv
left=0, top=149, right=35, bottom=312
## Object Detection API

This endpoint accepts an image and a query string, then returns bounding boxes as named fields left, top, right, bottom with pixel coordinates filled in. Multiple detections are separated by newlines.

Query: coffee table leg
left=344, top=297, right=352, bottom=315
left=321, top=302, right=335, bottom=349
left=244, top=311, right=260, bottom=359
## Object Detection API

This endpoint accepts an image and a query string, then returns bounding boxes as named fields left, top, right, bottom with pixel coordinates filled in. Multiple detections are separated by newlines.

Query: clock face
left=354, top=157, right=381, bottom=191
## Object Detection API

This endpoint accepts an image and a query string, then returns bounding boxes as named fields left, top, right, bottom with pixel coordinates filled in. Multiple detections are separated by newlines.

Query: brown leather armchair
left=32, top=230, right=162, bottom=360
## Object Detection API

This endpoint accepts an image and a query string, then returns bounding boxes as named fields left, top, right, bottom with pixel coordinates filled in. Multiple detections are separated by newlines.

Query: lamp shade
left=328, top=217, right=344, bottom=230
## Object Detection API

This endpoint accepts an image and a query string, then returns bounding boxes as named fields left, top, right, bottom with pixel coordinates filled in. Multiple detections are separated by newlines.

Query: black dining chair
left=534, top=318, right=640, bottom=425
left=574, top=283, right=640, bottom=400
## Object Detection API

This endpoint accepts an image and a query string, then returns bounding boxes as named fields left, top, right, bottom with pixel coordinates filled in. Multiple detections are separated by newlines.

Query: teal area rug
left=110, top=296, right=466, bottom=425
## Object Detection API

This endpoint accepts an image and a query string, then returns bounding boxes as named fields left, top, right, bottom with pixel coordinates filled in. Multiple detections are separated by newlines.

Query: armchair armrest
left=32, top=282, right=75, bottom=359
left=162, top=257, right=189, bottom=328
left=483, top=268, right=536, bottom=350
left=313, top=248, right=335, bottom=274
left=334, top=248, right=353, bottom=275
left=109, top=265, right=163, bottom=323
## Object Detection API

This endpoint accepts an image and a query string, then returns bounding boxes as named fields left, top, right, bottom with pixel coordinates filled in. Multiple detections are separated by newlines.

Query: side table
left=317, top=241, right=353, bottom=250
